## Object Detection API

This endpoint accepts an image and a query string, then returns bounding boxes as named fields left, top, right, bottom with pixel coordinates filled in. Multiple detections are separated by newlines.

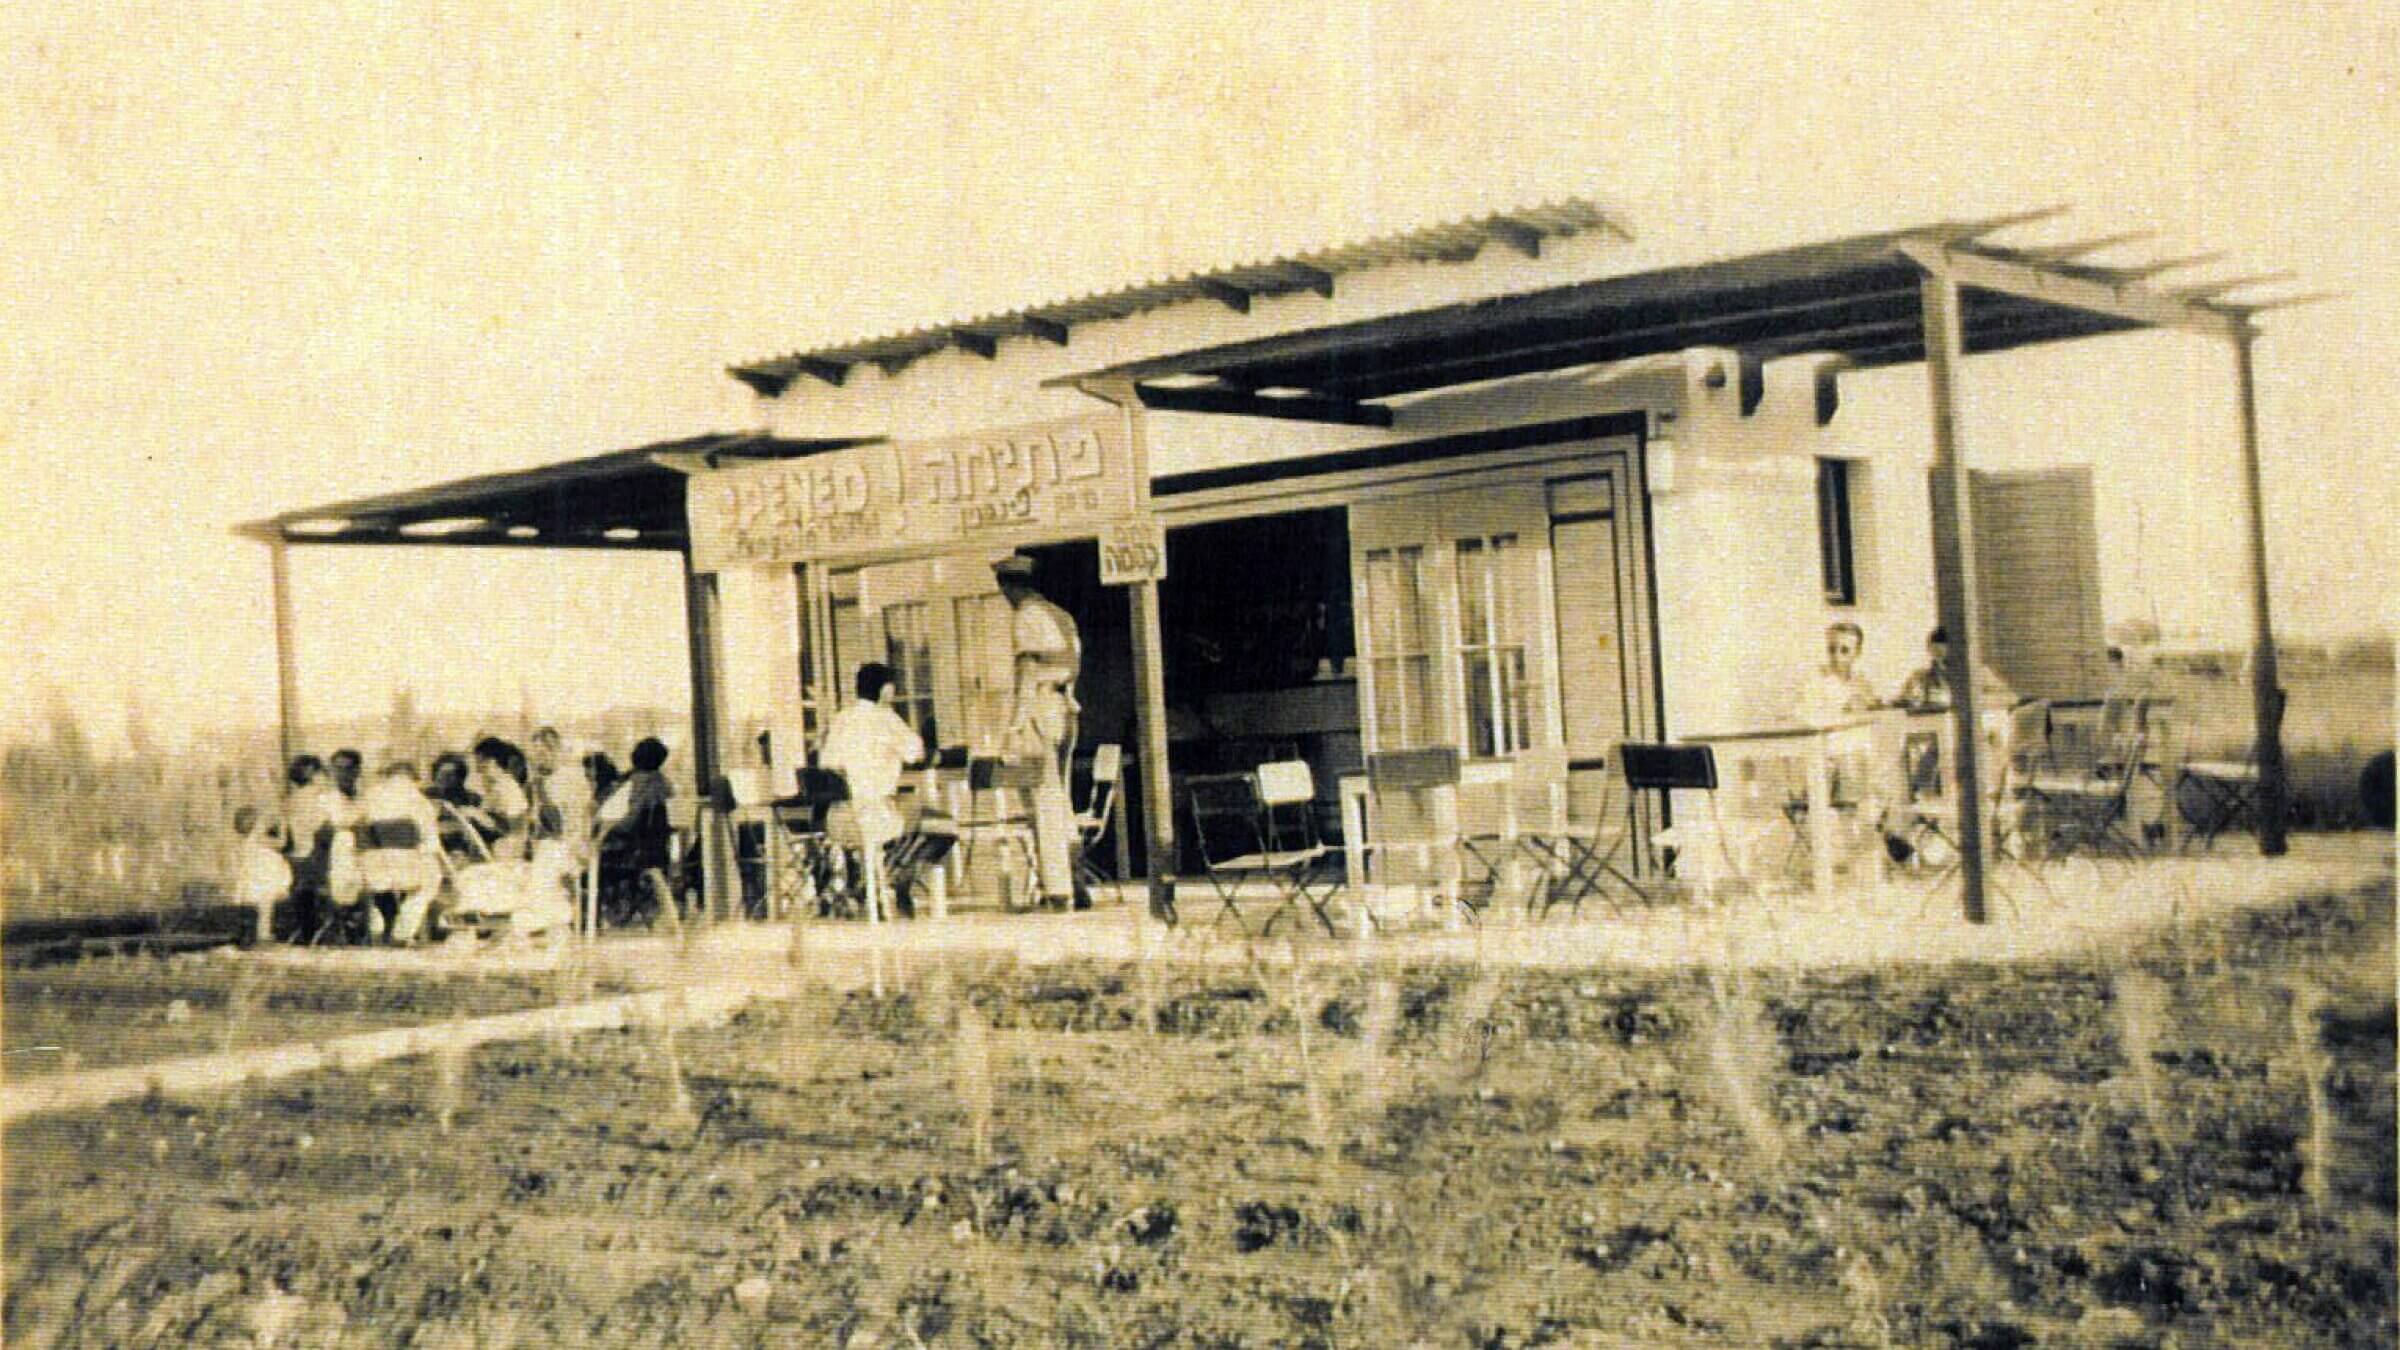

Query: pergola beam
left=1898, top=238, right=2246, bottom=339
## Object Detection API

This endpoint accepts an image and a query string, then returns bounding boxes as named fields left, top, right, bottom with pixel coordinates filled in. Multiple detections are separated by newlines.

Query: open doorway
left=1159, top=508, right=1360, bottom=853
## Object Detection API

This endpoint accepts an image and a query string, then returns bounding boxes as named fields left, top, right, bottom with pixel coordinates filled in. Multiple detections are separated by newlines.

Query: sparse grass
left=954, top=1003, right=994, bottom=1164
left=2110, top=967, right=2175, bottom=1147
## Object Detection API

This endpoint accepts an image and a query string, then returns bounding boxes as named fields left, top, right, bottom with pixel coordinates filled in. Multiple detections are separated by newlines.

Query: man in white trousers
left=995, top=554, right=1087, bottom=910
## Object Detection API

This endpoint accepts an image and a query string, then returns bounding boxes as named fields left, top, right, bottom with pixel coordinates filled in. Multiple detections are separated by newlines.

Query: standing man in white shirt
left=819, top=662, right=928, bottom=922
left=994, top=554, right=1086, bottom=910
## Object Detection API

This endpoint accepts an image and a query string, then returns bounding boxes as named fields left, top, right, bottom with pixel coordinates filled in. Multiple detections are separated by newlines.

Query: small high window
left=1816, top=458, right=1857, bottom=606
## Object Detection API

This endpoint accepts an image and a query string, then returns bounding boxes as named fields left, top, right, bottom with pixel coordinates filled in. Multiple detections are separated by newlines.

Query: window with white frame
left=1359, top=544, right=1439, bottom=751
left=1455, top=534, right=1533, bottom=758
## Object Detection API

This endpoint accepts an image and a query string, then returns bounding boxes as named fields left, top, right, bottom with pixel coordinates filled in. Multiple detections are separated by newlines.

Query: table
left=1687, top=719, right=1888, bottom=899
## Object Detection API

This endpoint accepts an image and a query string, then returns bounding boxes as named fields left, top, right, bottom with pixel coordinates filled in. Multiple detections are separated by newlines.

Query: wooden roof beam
left=2013, top=230, right=2156, bottom=263
left=1487, top=217, right=1545, bottom=259
left=1193, top=278, right=1252, bottom=314
left=1286, top=263, right=1336, bottom=299
left=2171, top=271, right=2297, bottom=302
left=1898, top=238, right=2246, bottom=339
left=1020, top=315, right=1071, bottom=346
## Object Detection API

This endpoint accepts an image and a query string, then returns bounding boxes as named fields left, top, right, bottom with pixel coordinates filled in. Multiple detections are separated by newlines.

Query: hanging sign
left=1097, top=518, right=1168, bottom=586
left=687, top=411, right=1145, bottom=571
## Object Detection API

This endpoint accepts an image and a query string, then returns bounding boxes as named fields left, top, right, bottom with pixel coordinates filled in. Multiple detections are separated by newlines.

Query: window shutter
left=1928, top=466, right=2106, bottom=699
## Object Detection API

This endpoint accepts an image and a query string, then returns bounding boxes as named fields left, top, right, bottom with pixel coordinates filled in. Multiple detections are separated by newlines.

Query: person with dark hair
left=819, top=662, right=927, bottom=920
left=425, top=751, right=486, bottom=856
left=327, top=748, right=365, bottom=801
left=600, top=738, right=675, bottom=836
left=466, top=737, right=533, bottom=855
left=1895, top=626, right=2016, bottom=714
left=583, top=751, right=623, bottom=812
left=592, top=737, right=679, bottom=921
left=281, top=753, right=357, bottom=941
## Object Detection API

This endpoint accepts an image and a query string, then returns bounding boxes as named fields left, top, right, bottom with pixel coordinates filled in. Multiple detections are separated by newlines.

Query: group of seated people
left=1797, top=622, right=2020, bottom=725
left=232, top=728, right=680, bottom=945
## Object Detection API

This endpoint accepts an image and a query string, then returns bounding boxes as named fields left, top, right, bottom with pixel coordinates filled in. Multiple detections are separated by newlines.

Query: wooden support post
left=1918, top=268, right=1991, bottom=924
left=268, top=538, right=303, bottom=766
left=682, top=550, right=735, bottom=921
left=2229, top=330, right=2291, bottom=855
left=1127, top=577, right=1177, bottom=920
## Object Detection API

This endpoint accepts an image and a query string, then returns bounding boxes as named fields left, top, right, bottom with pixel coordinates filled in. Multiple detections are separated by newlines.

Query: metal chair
left=2174, top=697, right=2268, bottom=850
left=1073, top=744, right=1124, bottom=891
left=2023, top=721, right=2152, bottom=864
left=1185, top=760, right=1344, bottom=937
left=1617, top=742, right=1743, bottom=893
left=1515, top=753, right=1652, bottom=918
left=1898, top=701, right=2051, bottom=913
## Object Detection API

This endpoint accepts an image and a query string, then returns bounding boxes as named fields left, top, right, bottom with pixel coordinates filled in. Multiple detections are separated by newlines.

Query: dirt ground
left=4, top=881, right=2393, bottom=1348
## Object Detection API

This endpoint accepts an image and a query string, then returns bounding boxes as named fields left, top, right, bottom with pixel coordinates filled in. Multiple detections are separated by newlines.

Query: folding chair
left=1515, top=753, right=1651, bottom=918
left=1185, top=760, right=1345, bottom=936
left=1360, top=747, right=1473, bottom=924
left=956, top=755, right=1042, bottom=908
left=2024, top=724, right=2152, bottom=864
left=1615, top=743, right=1748, bottom=890
left=1073, top=744, right=1124, bottom=892
left=2175, top=733, right=2266, bottom=852
left=1774, top=723, right=1875, bottom=887
left=1898, top=701, right=2052, bottom=914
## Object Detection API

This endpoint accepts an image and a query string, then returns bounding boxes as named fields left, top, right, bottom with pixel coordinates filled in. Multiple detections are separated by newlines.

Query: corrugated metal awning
left=236, top=431, right=878, bottom=550
left=726, top=200, right=1624, bottom=396
left=1044, top=215, right=2310, bottom=421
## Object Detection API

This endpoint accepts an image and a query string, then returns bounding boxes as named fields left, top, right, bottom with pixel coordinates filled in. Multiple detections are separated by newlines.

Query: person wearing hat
left=995, top=553, right=1087, bottom=909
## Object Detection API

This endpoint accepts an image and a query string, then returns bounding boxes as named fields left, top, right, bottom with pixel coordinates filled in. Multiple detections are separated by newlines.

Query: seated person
left=425, top=751, right=490, bottom=855
left=818, top=662, right=928, bottom=918
left=357, top=761, right=446, bottom=944
left=1894, top=626, right=2016, bottom=713
left=595, top=737, right=677, bottom=881
left=231, top=805, right=291, bottom=942
left=1794, top=621, right=1882, bottom=725
left=463, top=737, right=533, bottom=856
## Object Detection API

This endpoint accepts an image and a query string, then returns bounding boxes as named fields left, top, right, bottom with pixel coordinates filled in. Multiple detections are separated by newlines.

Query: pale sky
left=6, top=1, right=2395, bottom=750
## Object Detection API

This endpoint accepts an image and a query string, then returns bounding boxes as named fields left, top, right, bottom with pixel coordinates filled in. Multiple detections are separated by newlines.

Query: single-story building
left=244, top=199, right=2300, bottom=923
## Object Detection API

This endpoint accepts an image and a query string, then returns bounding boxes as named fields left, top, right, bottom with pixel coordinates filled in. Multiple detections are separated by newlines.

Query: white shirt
left=1795, top=665, right=1881, bottom=725
left=285, top=782, right=359, bottom=854
left=360, top=775, right=442, bottom=851
left=819, top=699, right=927, bottom=809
